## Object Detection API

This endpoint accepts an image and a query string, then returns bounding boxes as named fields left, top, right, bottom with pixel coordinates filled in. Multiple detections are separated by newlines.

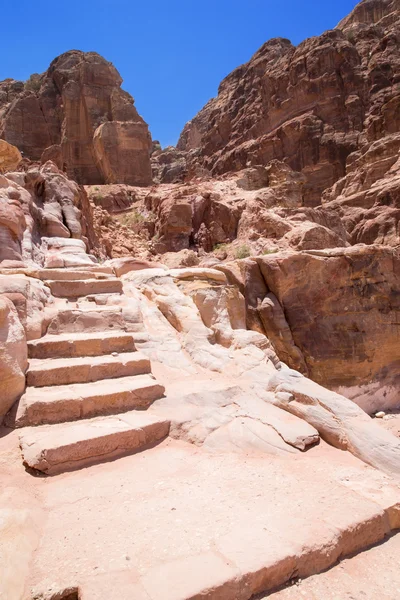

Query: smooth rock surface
left=0, top=297, right=27, bottom=422
left=14, top=374, right=165, bottom=426
left=19, top=411, right=170, bottom=474
left=27, top=351, right=151, bottom=387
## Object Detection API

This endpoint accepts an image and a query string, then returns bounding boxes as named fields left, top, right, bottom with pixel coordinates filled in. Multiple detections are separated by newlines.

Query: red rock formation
left=231, top=244, right=400, bottom=413
left=0, top=139, right=21, bottom=173
left=176, top=0, right=400, bottom=236
left=0, top=161, right=102, bottom=267
left=0, top=296, right=27, bottom=422
left=0, top=51, right=152, bottom=186
left=93, top=121, right=152, bottom=186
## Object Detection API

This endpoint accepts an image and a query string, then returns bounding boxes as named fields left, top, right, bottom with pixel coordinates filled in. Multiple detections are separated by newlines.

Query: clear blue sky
left=1, top=0, right=359, bottom=147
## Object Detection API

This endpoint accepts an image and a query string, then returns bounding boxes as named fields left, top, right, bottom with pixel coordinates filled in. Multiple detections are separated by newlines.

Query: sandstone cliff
left=171, top=0, right=400, bottom=248
left=0, top=51, right=152, bottom=186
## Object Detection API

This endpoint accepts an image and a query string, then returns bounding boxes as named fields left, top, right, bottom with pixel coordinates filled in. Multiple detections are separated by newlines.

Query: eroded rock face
left=141, top=166, right=350, bottom=256
left=234, top=245, right=400, bottom=413
left=323, top=133, right=400, bottom=245
left=0, top=139, right=21, bottom=174
left=0, top=161, right=101, bottom=268
left=0, top=51, right=152, bottom=185
left=176, top=0, right=400, bottom=231
left=93, top=121, right=152, bottom=185
left=0, top=296, right=27, bottom=422
left=0, top=275, right=52, bottom=340
left=0, top=174, right=27, bottom=265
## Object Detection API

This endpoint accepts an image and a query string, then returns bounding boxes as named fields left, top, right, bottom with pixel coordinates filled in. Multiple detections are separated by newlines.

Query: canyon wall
left=173, top=0, right=400, bottom=237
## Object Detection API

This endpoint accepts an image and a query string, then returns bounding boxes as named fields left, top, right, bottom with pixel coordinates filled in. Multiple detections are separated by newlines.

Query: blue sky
left=1, top=0, right=359, bottom=147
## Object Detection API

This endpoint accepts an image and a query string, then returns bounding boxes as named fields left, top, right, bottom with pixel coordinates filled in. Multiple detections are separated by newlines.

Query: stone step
left=28, top=331, right=136, bottom=359
left=46, top=306, right=127, bottom=334
left=13, top=375, right=165, bottom=426
left=37, top=268, right=114, bottom=281
left=79, top=293, right=123, bottom=306
left=19, top=411, right=170, bottom=474
left=27, top=352, right=150, bottom=387
left=46, top=278, right=123, bottom=298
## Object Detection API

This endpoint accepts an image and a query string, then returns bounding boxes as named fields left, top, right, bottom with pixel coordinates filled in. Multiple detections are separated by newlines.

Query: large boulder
left=0, top=296, right=27, bottom=422
left=250, top=245, right=400, bottom=413
left=0, top=140, right=21, bottom=173
left=0, top=275, right=53, bottom=340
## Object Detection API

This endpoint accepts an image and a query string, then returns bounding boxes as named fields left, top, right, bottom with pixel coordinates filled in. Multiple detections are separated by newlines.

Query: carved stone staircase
left=11, top=268, right=170, bottom=475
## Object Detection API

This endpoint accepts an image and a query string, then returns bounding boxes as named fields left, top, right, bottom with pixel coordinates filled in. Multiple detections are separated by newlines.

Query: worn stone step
left=19, top=411, right=170, bottom=474
left=46, top=278, right=123, bottom=298
left=13, top=375, right=165, bottom=426
left=27, top=352, right=150, bottom=387
left=46, top=306, right=127, bottom=334
left=28, top=331, right=136, bottom=359
left=79, top=293, right=123, bottom=306
left=37, top=268, right=115, bottom=281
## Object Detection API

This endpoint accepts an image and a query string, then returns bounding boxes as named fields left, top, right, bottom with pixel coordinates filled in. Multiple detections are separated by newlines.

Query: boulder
left=0, top=275, right=53, bottom=340
left=0, top=140, right=21, bottom=173
left=160, top=249, right=200, bottom=269
left=253, top=245, right=400, bottom=412
left=0, top=296, right=27, bottom=422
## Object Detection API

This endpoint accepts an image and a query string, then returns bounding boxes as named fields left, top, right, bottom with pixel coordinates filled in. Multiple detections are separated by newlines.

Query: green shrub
left=117, top=209, right=148, bottom=228
left=127, top=212, right=144, bottom=226
left=213, top=243, right=229, bottom=252
left=262, top=248, right=278, bottom=255
left=25, top=74, right=41, bottom=93
left=234, top=245, right=251, bottom=259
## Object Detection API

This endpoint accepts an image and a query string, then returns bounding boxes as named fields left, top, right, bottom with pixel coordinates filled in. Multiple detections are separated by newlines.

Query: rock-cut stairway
left=11, top=269, right=170, bottom=475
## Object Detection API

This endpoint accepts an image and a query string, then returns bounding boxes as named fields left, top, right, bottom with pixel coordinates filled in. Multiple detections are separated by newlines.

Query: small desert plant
left=91, top=193, right=105, bottom=207
left=213, top=243, right=229, bottom=252
left=25, top=74, right=42, bottom=93
left=117, top=209, right=148, bottom=228
left=234, top=245, right=251, bottom=259
left=262, top=248, right=278, bottom=255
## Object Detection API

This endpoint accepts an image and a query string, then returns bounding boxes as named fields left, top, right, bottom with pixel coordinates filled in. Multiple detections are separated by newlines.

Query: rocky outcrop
left=0, top=51, right=152, bottom=186
left=93, top=121, right=152, bottom=185
left=0, top=161, right=101, bottom=268
left=141, top=166, right=349, bottom=255
left=0, top=274, right=52, bottom=340
left=0, top=139, right=21, bottom=173
left=176, top=0, right=400, bottom=236
left=230, top=245, right=400, bottom=413
left=323, top=133, right=400, bottom=245
left=151, top=146, right=188, bottom=184
left=0, top=173, right=28, bottom=265
left=0, top=296, right=27, bottom=422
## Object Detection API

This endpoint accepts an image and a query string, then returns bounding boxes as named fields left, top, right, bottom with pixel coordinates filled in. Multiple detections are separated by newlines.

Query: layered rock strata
left=0, top=51, right=152, bottom=185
